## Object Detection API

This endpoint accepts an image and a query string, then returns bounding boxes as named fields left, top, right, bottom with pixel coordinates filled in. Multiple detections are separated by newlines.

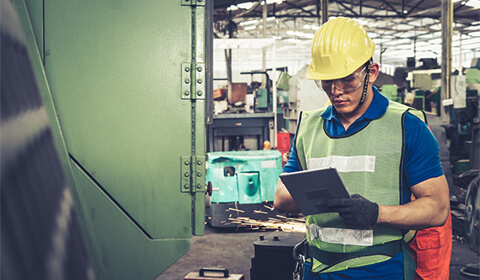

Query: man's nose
left=330, top=84, right=344, bottom=95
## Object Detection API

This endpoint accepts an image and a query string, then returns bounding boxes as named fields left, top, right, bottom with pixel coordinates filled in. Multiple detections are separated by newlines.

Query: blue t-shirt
left=284, top=88, right=444, bottom=279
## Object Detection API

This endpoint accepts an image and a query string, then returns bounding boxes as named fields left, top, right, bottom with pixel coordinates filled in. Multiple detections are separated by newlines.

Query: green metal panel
left=71, top=163, right=190, bottom=280
left=257, top=88, right=269, bottom=110
left=24, top=0, right=43, bottom=59
left=14, top=0, right=207, bottom=279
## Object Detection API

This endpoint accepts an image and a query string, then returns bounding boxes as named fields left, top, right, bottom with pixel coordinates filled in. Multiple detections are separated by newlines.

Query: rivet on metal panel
left=181, top=63, right=193, bottom=100
left=181, top=156, right=192, bottom=193
left=195, top=63, right=205, bottom=100
left=197, top=172, right=202, bottom=177
left=197, top=160, right=202, bottom=165
left=196, top=184, right=202, bottom=189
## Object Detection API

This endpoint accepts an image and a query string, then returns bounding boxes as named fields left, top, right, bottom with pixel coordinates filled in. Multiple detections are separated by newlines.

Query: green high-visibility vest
left=295, top=101, right=425, bottom=273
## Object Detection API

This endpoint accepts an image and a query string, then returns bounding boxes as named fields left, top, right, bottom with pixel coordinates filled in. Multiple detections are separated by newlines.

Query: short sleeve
left=282, top=136, right=301, bottom=173
left=404, top=113, right=444, bottom=187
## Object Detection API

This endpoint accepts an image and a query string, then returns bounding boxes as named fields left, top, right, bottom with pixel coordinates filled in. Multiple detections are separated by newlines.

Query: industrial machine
left=206, top=150, right=282, bottom=227
left=442, top=58, right=479, bottom=277
left=206, top=66, right=291, bottom=227
left=208, top=112, right=275, bottom=151
left=11, top=0, right=211, bottom=279
left=208, top=66, right=290, bottom=152
left=462, top=174, right=480, bottom=277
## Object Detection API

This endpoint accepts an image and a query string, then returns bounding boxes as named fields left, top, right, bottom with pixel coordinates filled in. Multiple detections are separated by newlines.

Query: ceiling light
left=304, top=24, right=319, bottom=30
left=239, top=19, right=258, bottom=26
left=464, top=24, right=480, bottom=32
left=356, top=19, right=369, bottom=26
left=460, top=0, right=480, bottom=9
left=285, top=38, right=301, bottom=43
left=238, top=2, right=254, bottom=9
left=429, top=38, right=443, bottom=44
left=265, top=0, right=283, bottom=4
left=455, top=37, right=480, bottom=46
left=286, top=30, right=314, bottom=39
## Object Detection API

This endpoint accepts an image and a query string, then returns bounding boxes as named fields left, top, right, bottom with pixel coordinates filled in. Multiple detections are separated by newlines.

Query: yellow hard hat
left=307, top=17, right=375, bottom=80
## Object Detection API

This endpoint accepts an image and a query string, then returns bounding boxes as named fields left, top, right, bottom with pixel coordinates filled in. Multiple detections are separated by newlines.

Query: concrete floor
left=450, top=238, right=479, bottom=279
left=157, top=224, right=479, bottom=280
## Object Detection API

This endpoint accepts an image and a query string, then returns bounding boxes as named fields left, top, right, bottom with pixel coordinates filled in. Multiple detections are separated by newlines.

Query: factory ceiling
left=212, top=0, right=480, bottom=67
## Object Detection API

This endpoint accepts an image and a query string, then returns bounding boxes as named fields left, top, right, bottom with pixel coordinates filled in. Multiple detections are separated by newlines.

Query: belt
left=307, top=240, right=402, bottom=266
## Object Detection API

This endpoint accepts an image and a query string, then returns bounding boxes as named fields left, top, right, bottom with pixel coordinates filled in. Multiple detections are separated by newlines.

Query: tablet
left=279, top=168, right=350, bottom=215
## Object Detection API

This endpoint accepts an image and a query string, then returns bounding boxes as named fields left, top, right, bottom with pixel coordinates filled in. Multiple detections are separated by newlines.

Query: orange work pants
left=409, top=212, right=452, bottom=280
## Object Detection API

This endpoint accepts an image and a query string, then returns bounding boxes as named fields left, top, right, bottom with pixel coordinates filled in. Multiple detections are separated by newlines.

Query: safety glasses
left=315, top=66, right=367, bottom=95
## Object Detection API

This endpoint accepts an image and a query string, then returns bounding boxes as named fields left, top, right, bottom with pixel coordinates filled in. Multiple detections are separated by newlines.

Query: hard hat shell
left=307, top=17, right=375, bottom=81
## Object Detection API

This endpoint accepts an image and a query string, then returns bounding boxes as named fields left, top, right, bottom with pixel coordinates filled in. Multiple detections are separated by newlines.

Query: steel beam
left=441, top=0, right=453, bottom=124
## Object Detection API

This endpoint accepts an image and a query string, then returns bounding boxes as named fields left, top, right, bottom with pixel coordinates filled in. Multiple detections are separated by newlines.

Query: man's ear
left=368, top=63, right=380, bottom=83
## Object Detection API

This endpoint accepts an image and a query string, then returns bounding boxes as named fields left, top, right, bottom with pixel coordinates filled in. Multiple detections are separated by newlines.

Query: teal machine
left=13, top=0, right=211, bottom=279
left=206, top=150, right=282, bottom=227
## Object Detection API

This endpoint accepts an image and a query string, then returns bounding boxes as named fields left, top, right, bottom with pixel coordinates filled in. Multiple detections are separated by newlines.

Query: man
left=274, top=17, right=450, bottom=279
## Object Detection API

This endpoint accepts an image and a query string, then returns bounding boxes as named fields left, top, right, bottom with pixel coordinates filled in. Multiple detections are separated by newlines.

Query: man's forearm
left=274, top=178, right=301, bottom=214
left=377, top=175, right=450, bottom=229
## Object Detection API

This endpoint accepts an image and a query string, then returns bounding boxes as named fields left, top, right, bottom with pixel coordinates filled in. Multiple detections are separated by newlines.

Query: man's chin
left=333, top=104, right=354, bottom=114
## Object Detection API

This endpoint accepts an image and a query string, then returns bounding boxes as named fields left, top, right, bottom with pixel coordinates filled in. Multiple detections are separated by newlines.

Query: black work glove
left=327, top=194, right=379, bottom=229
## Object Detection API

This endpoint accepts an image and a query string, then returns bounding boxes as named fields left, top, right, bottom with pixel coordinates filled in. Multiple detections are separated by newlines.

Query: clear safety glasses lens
left=315, top=66, right=367, bottom=94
